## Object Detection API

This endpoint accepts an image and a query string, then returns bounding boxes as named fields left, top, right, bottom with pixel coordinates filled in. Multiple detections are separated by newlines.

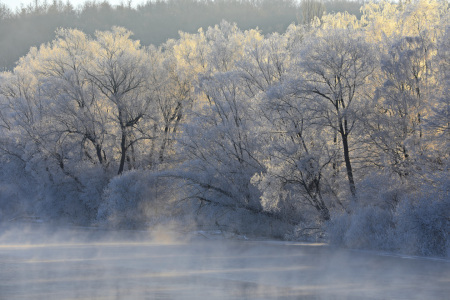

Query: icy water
left=0, top=226, right=449, bottom=299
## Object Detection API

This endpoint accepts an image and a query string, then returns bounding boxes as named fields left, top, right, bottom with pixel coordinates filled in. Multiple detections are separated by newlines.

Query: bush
left=394, top=192, right=449, bottom=257
left=327, top=206, right=394, bottom=251
left=97, top=170, right=155, bottom=229
left=97, top=170, right=187, bottom=229
left=326, top=176, right=450, bottom=258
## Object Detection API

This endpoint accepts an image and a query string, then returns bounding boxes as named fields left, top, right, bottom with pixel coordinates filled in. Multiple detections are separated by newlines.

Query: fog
left=1, top=225, right=449, bottom=300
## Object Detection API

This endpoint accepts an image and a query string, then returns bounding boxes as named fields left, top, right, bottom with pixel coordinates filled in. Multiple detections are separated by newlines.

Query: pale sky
left=1, top=0, right=147, bottom=11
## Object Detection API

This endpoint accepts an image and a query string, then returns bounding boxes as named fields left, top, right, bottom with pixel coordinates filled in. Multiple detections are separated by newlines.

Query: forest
left=0, top=0, right=449, bottom=258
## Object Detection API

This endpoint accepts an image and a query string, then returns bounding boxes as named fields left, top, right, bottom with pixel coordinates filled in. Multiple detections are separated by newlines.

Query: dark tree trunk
left=340, top=131, right=356, bottom=198
left=96, top=144, right=103, bottom=165
left=118, top=128, right=127, bottom=175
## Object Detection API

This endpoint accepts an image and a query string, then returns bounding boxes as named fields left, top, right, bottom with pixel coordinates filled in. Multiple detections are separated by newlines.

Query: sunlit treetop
left=318, top=11, right=361, bottom=31
left=361, top=0, right=448, bottom=42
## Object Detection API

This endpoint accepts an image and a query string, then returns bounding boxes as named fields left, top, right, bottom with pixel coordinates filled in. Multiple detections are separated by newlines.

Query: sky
left=1, top=0, right=147, bottom=10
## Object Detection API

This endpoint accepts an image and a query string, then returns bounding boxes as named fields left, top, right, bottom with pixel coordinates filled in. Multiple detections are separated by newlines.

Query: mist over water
left=1, top=224, right=449, bottom=300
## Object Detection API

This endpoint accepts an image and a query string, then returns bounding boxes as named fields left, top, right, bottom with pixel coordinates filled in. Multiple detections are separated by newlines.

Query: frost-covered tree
left=35, top=28, right=108, bottom=168
left=236, top=31, right=290, bottom=96
left=238, top=29, right=338, bottom=222
left=370, top=35, right=434, bottom=177
left=150, top=41, right=197, bottom=166
left=252, top=101, right=336, bottom=221
left=248, top=29, right=345, bottom=222
left=170, top=23, right=265, bottom=225
left=364, top=0, right=448, bottom=179
left=295, top=28, right=377, bottom=198
left=0, top=27, right=159, bottom=221
left=179, top=71, right=264, bottom=221
left=86, top=27, right=155, bottom=174
left=322, top=0, right=450, bottom=256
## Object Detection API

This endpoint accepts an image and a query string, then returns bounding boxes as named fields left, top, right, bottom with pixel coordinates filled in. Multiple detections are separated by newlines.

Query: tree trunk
left=95, top=144, right=104, bottom=165
left=319, top=205, right=330, bottom=221
left=118, top=128, right=127, bottom=175
left=341, top=131, right=356, bottom=198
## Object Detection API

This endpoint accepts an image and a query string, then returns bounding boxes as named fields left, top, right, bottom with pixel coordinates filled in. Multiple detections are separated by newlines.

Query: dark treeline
left=0, top=0, right=363, bottom=70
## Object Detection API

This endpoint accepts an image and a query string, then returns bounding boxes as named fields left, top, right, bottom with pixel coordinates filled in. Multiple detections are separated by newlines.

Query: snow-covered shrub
left=325, top=211, right=351, bottom=246
left=97, top=170, right=155, bottom=229
left=355, top=173, right=405, bottom=210
left=327, top=206, right=394, bottom=250
left=393, top=189, right=449, bottom=257
left=0, top=157, right=38, bottom=222
left=326, top=173, right=449, bottom=258
left=21, top=156, right=111, bottom=225
left=98, top=170, right=186, bottom=229
left=325, top=173, right=398, bottom=250
left=344, top=205, right=394, bottom=250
